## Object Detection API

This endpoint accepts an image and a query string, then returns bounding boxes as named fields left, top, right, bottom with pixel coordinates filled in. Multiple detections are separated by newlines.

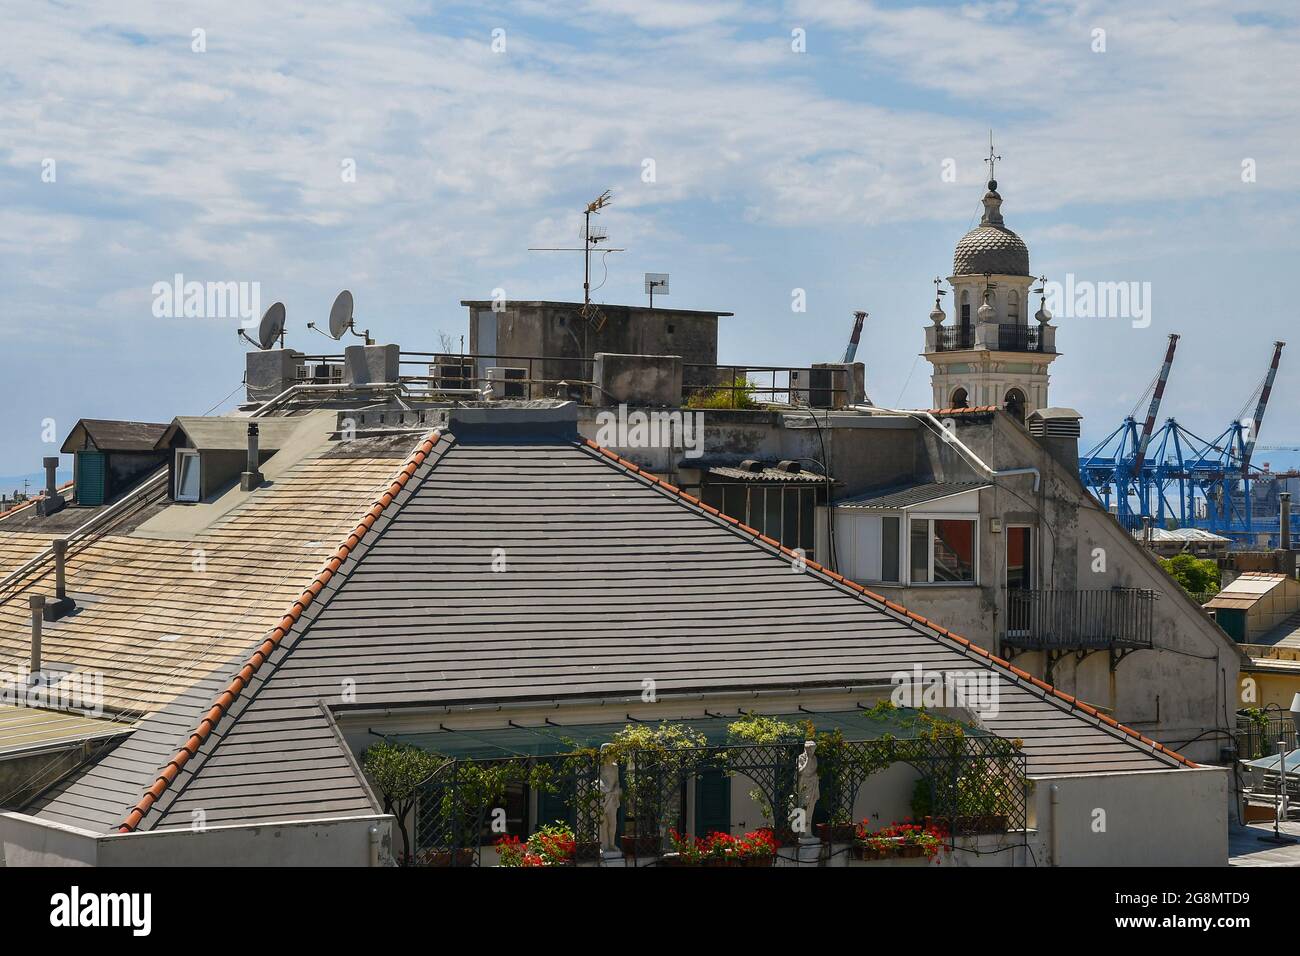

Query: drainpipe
left=851, top=405, right=1041, bottom=491
left=1048, top=783, right=1060, bottom=866
left=240, top=422, right=264, bottom=492
left=29, top=595, right=44, bottom=677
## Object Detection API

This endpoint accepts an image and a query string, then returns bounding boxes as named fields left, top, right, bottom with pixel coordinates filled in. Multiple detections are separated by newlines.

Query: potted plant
left=360, top=741, right=447, bottom=866
left=609, top=722, right=708, bottom=856
left=726, top=713, right=807, bottom=839
left=495, top=824, right=577, bottom=867
left=664, top=828, right=778, bottom=867
left=853, top=820, right=947, bottom=862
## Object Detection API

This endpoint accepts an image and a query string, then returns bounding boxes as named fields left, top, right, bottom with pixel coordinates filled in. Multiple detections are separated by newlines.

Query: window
left=960, top=290, right=971, bottom=326
left=909, top=517, right=977, bottom=584
left=1008, top=290, right=1020, bottom=321
left=175, top=450, right=200, bottom=502
left=1006, top=526, right=1032, bottom=590
left=881, top=516, right=900, bottom=583
left=1004, top=387, right=1027, bottom=424
left=950, top=387, right=969, bottom=409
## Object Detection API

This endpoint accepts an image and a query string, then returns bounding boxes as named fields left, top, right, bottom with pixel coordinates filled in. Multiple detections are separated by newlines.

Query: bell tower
left=923, top=142, right=1058, bottom=422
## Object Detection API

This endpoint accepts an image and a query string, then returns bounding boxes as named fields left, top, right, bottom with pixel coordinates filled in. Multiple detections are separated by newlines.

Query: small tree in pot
left=361, top=741, right=446, bottom=865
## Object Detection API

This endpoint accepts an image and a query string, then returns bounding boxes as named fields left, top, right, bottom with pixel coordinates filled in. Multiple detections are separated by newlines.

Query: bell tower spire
left=921, top=140, right=1059, bottom=422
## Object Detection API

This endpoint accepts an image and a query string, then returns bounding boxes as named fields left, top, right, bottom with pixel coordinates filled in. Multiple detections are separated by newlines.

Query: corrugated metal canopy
left=1206, top=574, right=1286, bottom=609
left=836, top=481, right=989, bottom=510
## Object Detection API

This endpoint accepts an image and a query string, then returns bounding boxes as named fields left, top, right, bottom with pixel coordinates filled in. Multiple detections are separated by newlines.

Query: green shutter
left=76, top=451, right=107, bottom=506
left=1217, top=608, right=1247, bottom=642
left=694, top=768, right=731, bottom=837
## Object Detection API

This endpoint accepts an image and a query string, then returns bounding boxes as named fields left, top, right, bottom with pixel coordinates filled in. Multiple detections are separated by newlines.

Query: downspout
left=1049, top=783, right=1060, bottom=866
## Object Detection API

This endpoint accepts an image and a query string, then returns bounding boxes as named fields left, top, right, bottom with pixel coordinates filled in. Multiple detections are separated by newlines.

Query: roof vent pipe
left=44, top=538, right=77, bottom=621
left=29, top=594, right=44, bottom=678
left=36, top=456, right=66, bottom=516
left=240, top=422, right=264, bottom=492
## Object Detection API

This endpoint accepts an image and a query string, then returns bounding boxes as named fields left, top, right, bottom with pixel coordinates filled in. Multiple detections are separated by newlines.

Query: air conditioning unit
left=791, top=368, right=837, bottom=408
left=296, top=363, right=342, bottom=384
left=486, top=367, right=527, bottom=400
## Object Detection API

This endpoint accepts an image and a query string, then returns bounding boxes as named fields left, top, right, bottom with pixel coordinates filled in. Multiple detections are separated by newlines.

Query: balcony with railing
left=929, top=324, right=1054, bottom=354
left=1001, top=587, right=1157, bottom=657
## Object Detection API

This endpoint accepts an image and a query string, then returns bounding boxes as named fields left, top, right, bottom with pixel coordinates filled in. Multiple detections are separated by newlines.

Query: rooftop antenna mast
left=528, top=189, right=624, bottom=306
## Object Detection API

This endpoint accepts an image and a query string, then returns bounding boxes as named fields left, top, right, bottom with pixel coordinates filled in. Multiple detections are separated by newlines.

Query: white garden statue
left=597, top=743, right=621, bottom=853
left=794, top=740, right=819, bottom=835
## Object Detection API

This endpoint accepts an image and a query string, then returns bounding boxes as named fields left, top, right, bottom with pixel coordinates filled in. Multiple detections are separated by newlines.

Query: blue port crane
left=1080, top=339, right=1291, bottom=545
left=1079, top=333, right=1180, bottom=531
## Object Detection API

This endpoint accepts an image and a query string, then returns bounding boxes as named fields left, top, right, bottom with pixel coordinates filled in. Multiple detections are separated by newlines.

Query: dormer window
left=175, top=450, right=201, bottom=502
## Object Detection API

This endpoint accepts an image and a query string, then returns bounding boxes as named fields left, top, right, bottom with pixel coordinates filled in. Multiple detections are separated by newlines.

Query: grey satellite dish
left=239, top=301, right=286, bottom=350
left=328, top=290, right=354, bottom=340
left=258, top=302, right=286, bottom=349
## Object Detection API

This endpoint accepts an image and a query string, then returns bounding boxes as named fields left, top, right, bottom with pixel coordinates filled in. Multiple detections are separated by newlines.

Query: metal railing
left=1236, top=711, right=1298, bottom=761
left=681, top=364, right=850, bottom=409
left=399, top=352, right=595, bottom=402
left=934, top=324, right=1050, bottom=354
left=406, top=733, right=1027, bottom=867
left=1001, top=588, right=1157, bottom=650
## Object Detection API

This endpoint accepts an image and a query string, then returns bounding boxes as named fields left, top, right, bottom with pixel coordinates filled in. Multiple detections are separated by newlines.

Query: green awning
left=373, top=707, right=992, bottom=760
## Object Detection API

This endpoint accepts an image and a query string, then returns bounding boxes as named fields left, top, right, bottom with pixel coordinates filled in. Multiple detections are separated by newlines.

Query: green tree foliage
left=1158, top=553, right=1220, bottom=595
left=361, top=741, right=446, bottom=864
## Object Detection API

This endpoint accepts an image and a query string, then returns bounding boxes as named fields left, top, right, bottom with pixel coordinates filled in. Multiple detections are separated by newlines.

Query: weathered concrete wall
left=898, top=412, right=1241, bottom=765
left=1028, top=766, right=1228, bottom=866
left=0, top=811, right=395, bottom=867
left=343, top=344, right=400, bottom=385
left=0, top=812, right=98, bottom=866
left=245, top=348, right=303, bottom=403
left=593, top=353, right=683, bottom=406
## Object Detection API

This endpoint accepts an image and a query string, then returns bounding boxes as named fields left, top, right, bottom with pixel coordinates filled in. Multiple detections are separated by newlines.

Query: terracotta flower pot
left=621, top=834, right=660, bottom=856
left=423, top=848, right=476, bottom=867
left=816, top=823, right=857, bottom=843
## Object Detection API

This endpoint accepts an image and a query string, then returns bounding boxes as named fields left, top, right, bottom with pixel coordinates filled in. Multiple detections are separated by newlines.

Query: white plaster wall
left=1029, top=766, right=1228, bottom=866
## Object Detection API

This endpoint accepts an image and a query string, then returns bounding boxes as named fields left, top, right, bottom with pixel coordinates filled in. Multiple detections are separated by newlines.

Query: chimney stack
left=43, top=538, right=77, bottom=621
left=240, top=422, right=264, bottom=491
left=1282, top=491, right=1292, bottom=553
left=35, top=456, right=66, bottom=516
left=29, top=595, right=44, bottom=677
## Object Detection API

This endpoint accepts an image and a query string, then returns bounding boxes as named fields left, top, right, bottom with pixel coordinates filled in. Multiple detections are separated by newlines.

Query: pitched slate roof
left=60, top=419, right=169, bottom=454
left=98, top=426, right=1191, bottom=834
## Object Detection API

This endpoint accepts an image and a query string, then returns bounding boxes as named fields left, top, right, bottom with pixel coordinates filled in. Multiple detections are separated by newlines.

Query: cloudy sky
left=3, top=0, right=1299, bottom=481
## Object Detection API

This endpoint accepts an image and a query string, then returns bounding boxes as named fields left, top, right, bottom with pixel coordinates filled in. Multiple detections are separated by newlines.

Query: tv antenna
left=307, top=290, right=373, bottom=345
left=528, top=189, right=625, bottom=305
left=238, top=302, right=287, bottom=350
left=645, top=273, right=669, bottom=308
